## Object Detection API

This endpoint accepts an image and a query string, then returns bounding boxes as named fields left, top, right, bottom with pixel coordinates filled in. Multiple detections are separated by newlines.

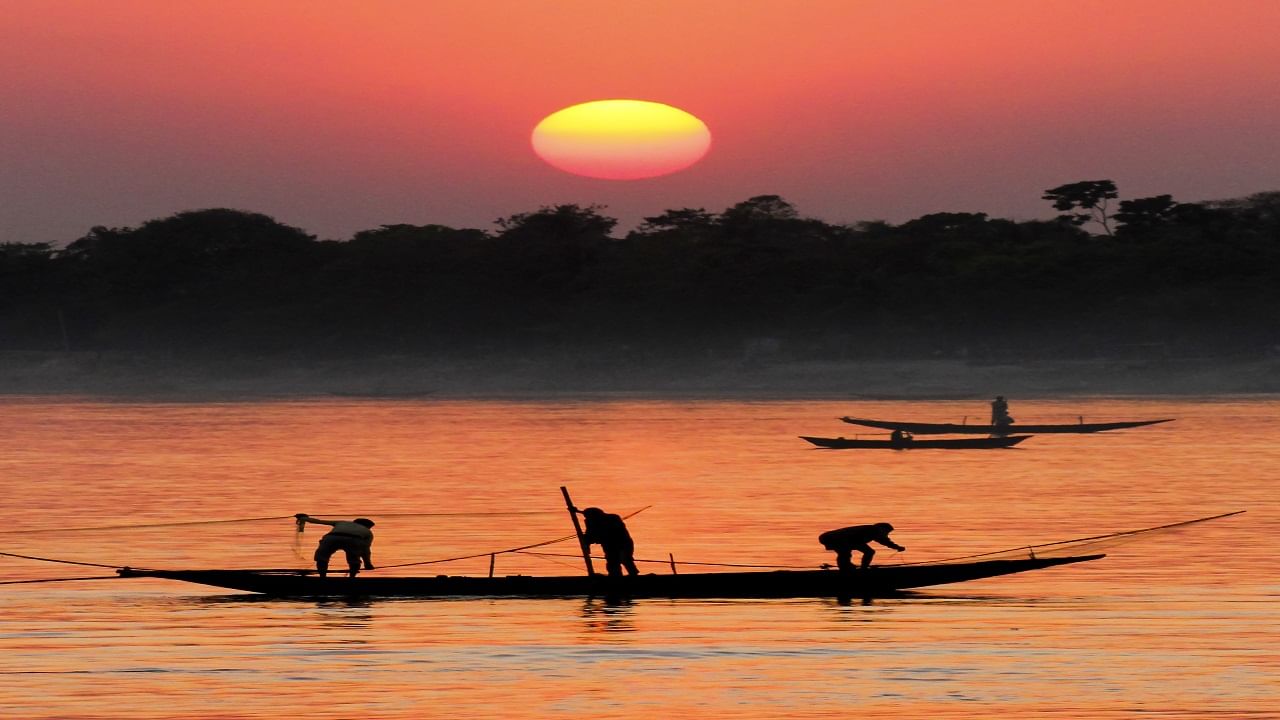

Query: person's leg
left=857, top=544, right=876, bottom=569
left=342, top=545, right=361, bottom=577
left=836, top=549, right=854, bottom=573
left=604, top=548, right=623, bottom=578
left=314, top=538, right=337, bottom=578
left=621, top=540, right=639, bottom=575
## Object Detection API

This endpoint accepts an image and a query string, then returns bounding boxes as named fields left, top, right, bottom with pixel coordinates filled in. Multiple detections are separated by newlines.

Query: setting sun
left=531, top=99, right=712, bottom=180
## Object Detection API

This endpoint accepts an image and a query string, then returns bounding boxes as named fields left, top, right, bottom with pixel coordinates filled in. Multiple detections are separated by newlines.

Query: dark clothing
left=583, top=512, right=638, bottom=578
left=991, top=398, right=1012, bottom=426
left=312, top=521, right=373, bottom=577
left=819, top=523, right=904, bottom=571
left=314, top=534, right=369, bottom=577
left=890, top=429, right=912, bottom=447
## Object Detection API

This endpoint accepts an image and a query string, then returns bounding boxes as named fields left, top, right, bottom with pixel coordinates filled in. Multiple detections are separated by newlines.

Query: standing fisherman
left=990, top=395, right=1014, bottom=427
left=295, top=514, right=375, bottom=578
left=818, top=523, right=905, bottom=573
left=571, top=506, right=639, bottom=578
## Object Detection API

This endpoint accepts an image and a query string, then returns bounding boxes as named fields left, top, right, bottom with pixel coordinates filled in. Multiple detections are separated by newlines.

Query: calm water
left=0, top=397, right=1276, bottom=718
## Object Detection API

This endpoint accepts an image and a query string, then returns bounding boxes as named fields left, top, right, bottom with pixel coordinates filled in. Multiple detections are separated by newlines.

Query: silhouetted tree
left=58, top=209, right=317, bottom=351
left=495, top=204, right=617, bottom=242
left=899, top=212, right=991, bottom=234
left=721, top=195, right=799, bottom=224
left=4, top=188, right=1280, bottom=360
left=1042, top=180, right=1118, bottom=236
left=1114, top=195, right=1179, bottom=237
left=630, top=208, right=718, bottom=241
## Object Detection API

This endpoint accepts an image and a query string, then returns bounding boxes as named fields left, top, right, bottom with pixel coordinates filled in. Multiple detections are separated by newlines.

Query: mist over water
left=0, top=396, right=1276, bottom=718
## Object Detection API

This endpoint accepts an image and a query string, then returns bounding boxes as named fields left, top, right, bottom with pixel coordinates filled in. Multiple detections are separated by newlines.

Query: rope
left=890, top=510, right=1245, bottom=567
left=0, top=516, right=295, bottom=535
left=514, top=550, right=815, bottom=570
left=0, top=550, right=142, bottom=570
left=0, top=576, right=123, bottom=585
left=1, top=511, right=561, bottom=535
left=377, top=534, right=579, bottom=569
left=375, top=505, right=653, bottom=570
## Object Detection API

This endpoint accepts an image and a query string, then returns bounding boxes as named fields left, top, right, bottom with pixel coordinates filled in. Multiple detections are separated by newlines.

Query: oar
left=560, top=486, right=595, bottom=577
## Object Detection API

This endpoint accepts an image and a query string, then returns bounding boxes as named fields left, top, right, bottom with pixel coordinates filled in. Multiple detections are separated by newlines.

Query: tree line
left=2, top=182, right=1278, bottom=361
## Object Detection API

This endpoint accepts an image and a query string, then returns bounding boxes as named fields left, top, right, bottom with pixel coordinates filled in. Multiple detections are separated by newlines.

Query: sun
left=531, top=99, right=711, bottom=180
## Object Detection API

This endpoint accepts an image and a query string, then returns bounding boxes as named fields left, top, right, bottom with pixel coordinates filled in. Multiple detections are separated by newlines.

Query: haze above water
left=0, top=396, right=1276, bottom=718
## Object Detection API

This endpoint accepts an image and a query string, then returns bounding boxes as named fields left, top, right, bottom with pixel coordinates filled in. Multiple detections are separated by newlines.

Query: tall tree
left=1042, top=180, right=1118, bottom=236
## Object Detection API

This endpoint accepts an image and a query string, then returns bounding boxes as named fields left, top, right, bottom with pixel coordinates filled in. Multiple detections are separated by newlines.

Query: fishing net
left=893, top=511, right=1244, bottom=566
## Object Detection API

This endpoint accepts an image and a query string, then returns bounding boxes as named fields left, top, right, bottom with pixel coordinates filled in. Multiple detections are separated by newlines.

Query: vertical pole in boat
left=560, top=486, right=596, bottom=577
left=669, top=553, right=677, bottom=575
left=489, top=553, right=496, bottom=578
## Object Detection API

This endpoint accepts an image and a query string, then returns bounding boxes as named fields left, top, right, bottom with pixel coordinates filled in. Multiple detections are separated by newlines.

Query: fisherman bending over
left=819, top=523, right=905, bottom=573
left=295, top=514, right=375, bottom=578
left=572, top=506, right=639, bottom=578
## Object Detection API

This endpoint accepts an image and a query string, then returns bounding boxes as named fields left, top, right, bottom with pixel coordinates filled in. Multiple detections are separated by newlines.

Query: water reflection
left=579, top=597, right=636, bottom=635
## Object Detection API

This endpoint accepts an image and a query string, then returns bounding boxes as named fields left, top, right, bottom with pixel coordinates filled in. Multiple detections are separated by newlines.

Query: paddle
left=560, top=486, right=596, bottom=577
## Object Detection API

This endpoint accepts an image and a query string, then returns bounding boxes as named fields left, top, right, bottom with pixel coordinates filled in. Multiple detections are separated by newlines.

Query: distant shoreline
left=2, top=352, right=1278, bottom=400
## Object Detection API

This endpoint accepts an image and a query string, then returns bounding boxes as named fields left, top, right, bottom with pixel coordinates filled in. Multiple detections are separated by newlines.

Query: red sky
left=3, top=0, right=1278, bottom=242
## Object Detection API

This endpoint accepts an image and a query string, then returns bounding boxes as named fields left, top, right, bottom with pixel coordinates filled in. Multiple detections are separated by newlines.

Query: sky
left=3, top=0, right=1279, bottom=243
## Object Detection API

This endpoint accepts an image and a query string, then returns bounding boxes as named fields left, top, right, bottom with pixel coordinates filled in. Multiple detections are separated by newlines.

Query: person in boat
left=572, top=506, right=639, bottom=578
left=818, top=523, right=906, bottom=573
left=295, top=514, right=375, bottom=578
left=890, top=429, right=913, bottom=447
left=990, top=396, right=1014, bottom=426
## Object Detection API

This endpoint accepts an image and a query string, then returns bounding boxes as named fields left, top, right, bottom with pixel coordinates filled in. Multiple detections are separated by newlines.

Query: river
left=0, top=396, right=1275, bottom=718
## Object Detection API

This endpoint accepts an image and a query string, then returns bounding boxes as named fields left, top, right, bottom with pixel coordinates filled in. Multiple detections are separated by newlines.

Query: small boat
left=116, top=554, right=1102, bottom=599
left=839, top=417, right=1174, bottom=435
left=801, top=435, right=1030, bottom=449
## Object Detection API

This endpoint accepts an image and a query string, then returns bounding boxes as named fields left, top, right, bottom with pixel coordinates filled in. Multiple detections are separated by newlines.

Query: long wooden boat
left=839, top=417, right=1174, bottom=435
left=801, top=435, right=1030, bottom=449
left=117, top=554, right=1102, bottom=599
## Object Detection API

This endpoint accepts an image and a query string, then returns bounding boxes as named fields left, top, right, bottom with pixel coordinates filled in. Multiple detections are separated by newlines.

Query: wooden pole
left=669, top=553, right=677, bottom=575
left=489, top=553, right=495, bottom=578
left=560, top=486, right=595, bottom=577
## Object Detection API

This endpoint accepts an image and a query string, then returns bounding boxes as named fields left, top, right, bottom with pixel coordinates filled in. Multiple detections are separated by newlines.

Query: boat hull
left=839, top=417, right=1173, bottom=435
left=118, top=555, right=1103, bottom=599
left=801, top=435, right=1029, bottom=449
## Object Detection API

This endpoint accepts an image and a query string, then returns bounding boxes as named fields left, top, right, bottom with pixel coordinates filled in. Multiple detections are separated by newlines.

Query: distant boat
left=839, top=417, right=1174, bottom=435
left=801, top=435, right=1030, bottom=449
left=116, top=554, right=1100, bottom=599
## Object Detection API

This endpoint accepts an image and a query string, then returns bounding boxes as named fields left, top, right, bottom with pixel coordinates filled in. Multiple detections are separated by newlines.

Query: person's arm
left=876, top=535, right=906, bottom=551
left=294, top=513, right=337, bottom=527
left=361, top=542, right=373, bottom=570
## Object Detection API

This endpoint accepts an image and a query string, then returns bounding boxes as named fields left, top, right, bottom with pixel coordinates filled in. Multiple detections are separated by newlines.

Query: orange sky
left=2, top=0, right=1279, bottom=241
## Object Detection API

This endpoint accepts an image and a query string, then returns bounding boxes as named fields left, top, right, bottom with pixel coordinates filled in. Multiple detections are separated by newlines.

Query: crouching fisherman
left=819, top=522, right=905, bottom=573
left=295, top=514, right=375, bottom=578
left=572, top=506, right=639, bottom=578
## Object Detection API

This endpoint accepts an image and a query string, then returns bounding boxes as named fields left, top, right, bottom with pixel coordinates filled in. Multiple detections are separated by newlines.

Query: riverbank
left=3, top=351, right=1279, bottom=400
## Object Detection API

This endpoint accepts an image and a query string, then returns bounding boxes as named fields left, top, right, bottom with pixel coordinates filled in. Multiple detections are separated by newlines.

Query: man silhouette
left=819, top=523, right=905, bottom=573
left=991, top=396, right=1014, bottom=426
left=573, top=506, right=639, bottom=578
left=296, top=514, right=375, bottom=578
